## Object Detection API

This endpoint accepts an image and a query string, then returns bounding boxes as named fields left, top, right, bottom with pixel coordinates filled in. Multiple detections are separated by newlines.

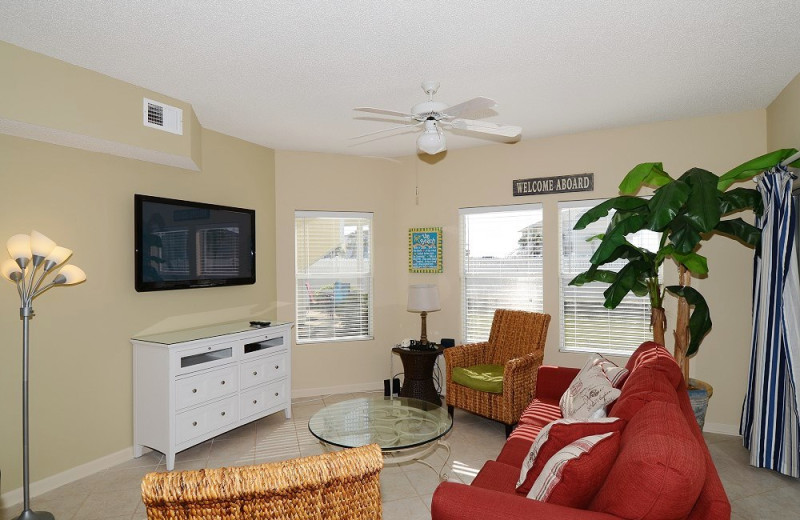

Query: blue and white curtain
left=741, top=165, right=800, bottom=477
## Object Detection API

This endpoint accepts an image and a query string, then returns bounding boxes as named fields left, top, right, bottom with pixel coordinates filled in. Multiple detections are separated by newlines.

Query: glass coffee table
left=308, top=396, right=453, bottom=480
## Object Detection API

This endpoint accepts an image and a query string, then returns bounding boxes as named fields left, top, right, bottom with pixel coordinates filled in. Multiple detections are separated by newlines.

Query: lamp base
left=14, top=509, right=55, bottom=520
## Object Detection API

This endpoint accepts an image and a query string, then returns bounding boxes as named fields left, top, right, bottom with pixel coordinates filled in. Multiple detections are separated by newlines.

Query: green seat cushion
left=452, top=364, right=504, bottom=393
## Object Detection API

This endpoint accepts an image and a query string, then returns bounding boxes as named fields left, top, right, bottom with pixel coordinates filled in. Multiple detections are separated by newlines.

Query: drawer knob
left=192, top=421, right=198, bottom=427
left=253, top=371, right=258, bottom=376
left=253, top=399, right=258, bottom=404
left=221, top=411, right=226, bottom=416
left=274, top=392, right=279, bottom=397
left=192, top=388, right=197, bottom=393
left=221, top=380, right=226, bottom=385
left=274, top=365, right=279, bottom=370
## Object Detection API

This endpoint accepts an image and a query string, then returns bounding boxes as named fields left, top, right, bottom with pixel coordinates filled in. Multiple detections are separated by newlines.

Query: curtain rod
left=780, top=150, right=800, bottom=167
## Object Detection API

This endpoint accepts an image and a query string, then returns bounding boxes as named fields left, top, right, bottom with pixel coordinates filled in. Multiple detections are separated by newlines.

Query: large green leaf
left=647, top=180, right=691, bottom=231
left=670, top=251, right=709, bottom=275
left=573, top=196, right=649, bottom=230
left=619, top=163, right=673, bottom=194
left=681, top=168, right=721, bottom=233
left=569, top=268, right=618, bottom=286
left=665, top=285, right=712, bottom=356
left=714, top=218, right=761, bottom=248
left=719, top=188, right=762, bottom=216
left=603, top=260, right=648, bottom=308
left=590, top=214, right=649, bottom=264
left=717, top=149, right=799, bottom=191
left=668, top=214, right=703, bottom=254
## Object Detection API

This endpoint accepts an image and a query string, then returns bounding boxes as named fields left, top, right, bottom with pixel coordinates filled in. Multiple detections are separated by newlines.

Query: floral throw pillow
left=559, top=354, right=626, bottom=420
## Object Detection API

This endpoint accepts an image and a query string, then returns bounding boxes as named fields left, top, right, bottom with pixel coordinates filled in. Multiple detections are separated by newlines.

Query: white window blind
left=460, top=204, right=543, bottom=343
left=559, top=200, right=660, bottom=355
left=295, top=211, right=373, bottom=343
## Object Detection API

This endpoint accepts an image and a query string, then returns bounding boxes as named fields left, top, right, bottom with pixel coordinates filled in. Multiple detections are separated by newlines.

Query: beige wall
left=0, top=41, right=201, bottom=169
left=0, top=128, right=276, bottom=494
left=275, top=110, right=768, bottom=433
left=767, top=72, right=800, bottom=156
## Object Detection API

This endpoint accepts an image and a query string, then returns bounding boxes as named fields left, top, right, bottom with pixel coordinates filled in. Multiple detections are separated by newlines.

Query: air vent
left=143, top=98, right=183, bottom=135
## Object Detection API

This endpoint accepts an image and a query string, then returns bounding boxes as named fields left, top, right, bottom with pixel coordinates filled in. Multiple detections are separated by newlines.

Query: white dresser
left=131, top=321, right=293, bottom=470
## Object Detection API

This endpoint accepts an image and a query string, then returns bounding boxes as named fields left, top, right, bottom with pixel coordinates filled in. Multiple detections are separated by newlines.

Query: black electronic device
left=440, top=338, right=455, bottom=348
left=410, top=341, right=437, bottom=351
left=134, top=194, right=256, bottom=292
left=249, top=321, right=271, bottom=328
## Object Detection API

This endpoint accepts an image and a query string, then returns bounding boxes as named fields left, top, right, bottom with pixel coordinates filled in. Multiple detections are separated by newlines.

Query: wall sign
left=409, top=227, right=443, bottom=273
left=513, top=173, right=594, bottom=196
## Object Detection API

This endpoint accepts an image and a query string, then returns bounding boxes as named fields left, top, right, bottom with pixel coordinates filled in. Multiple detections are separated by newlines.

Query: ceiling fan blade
left=441, top=97, right=497, bottom=118
left=449, top=118, right=522, bottom=138
left=353, top=107, right=415, bottom=118
left=350, top=121, right=422, bottom=140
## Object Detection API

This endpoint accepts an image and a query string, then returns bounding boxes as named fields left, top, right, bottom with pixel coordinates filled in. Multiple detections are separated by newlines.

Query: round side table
left=392, top=345, right=444, bottom=406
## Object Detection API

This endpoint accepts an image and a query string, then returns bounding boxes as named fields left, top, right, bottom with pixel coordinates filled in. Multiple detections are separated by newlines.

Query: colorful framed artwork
left=409, top=227, right=443, bottom=273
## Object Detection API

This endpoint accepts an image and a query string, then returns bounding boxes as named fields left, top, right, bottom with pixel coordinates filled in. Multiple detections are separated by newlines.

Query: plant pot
left=688, top=378, right=713, bottom=430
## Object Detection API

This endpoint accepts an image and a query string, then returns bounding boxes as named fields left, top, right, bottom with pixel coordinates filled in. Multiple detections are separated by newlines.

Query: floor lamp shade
left=3, top=231, right=85, bottom=520
left=408, top=284, right=440, bottom=345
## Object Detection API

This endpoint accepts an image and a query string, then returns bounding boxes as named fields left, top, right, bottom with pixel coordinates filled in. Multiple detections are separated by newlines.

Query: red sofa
left=432, top=342, right=730, bottom=520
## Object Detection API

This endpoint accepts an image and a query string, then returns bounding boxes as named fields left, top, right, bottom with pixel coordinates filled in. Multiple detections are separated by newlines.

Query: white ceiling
left=2, top=1, right=800, bottom=158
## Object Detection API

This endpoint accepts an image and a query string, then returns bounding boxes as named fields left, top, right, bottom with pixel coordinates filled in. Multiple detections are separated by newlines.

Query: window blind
left=559, top=200, right=660, bottom=355
left=295, top=211, right=373, bottom=343
left=460, top=205, right=544, bottom=343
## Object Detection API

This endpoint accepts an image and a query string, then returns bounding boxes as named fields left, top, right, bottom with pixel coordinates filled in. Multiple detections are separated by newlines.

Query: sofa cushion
left=471, top=460, right=522, bottom=494
left=560, top=354, right=622, bottom=420
left=590, top=401, right=706, bottom=520
left=609, top=354, right=682, bottom=422
left=452, top=364, right=504, bottom=393
left=527, top=431, right=621, bottom=508
left=516, top=417, right=626, bottom=494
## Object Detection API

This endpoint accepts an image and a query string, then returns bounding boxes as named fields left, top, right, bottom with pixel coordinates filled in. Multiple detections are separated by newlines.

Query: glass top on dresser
left=308, top=396, right=452, bottom=451
left=131, top=320, right=291, bottom=345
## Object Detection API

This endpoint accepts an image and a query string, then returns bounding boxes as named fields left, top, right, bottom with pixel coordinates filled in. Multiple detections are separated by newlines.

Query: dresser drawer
left=240, top=379, right=287, bottom=420
left=239, top=352, right=287, bottom=390
left=176, top=396, right=239, bottom=445
left=175, top=365, right=238, bottom=410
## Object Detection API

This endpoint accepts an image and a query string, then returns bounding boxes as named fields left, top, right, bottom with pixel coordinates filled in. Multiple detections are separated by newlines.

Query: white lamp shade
left=54, top=264, right=86, bottom=285
left=417, top=121, right=446, bottom=155
left=1, top=259, right=22, bottom=281
left=407, top=284, right=440, bottom=312
left=45, top=246, right=73, bottom=267
left=7, top=234, right=32, bottom=262
left=30, top=230, right=57, bottom=258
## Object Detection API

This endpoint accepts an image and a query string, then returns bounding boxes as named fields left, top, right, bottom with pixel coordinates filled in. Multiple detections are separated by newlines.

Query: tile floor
left=2, top=391, right=799, bottom=519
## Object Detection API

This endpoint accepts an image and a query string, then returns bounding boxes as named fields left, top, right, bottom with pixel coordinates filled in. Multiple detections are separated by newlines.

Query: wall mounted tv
left=135, top=194, right=256, bottom=292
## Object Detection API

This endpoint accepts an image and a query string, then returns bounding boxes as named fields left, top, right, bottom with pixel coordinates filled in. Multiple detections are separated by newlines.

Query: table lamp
left=2, top=231, right=86, bottom=520
left=407, top=284, right=440, bottom=345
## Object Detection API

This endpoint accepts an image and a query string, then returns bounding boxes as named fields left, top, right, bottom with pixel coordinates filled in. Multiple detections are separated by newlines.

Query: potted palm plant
left=569, top=149, right=799, bottom=407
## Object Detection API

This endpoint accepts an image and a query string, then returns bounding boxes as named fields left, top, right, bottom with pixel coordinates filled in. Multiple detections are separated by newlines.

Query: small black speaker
left=393, top=378, right=401, bottom=395
left=441, top=338, right=455, bottom=348
left=383, top=379, right=391, bottom=397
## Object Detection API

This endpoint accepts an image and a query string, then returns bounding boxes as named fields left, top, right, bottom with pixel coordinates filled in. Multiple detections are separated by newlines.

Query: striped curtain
left=741, top=165, right=800, bottom=477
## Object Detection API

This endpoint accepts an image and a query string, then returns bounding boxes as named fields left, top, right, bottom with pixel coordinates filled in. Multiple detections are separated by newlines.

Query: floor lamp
left=1, top=231, right=86, bottom=520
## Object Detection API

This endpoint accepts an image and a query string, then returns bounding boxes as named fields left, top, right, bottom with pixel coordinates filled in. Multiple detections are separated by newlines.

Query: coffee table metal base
left=319, top=438, right=451, bottom=481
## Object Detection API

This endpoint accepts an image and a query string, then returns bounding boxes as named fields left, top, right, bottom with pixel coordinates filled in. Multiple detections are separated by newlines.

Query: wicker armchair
left=444, top=309, right=550, bottom=436
left=141, top=444, right=383, bottom=520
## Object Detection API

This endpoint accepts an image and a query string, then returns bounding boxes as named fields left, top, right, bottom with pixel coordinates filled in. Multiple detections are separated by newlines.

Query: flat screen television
left=135, top=194, right=255, bottom=292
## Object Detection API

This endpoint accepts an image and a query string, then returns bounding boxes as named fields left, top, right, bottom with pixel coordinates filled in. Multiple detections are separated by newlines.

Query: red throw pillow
left=516, top=417, right=625, bottom=494
left=526, top=431, right=621, bottom=508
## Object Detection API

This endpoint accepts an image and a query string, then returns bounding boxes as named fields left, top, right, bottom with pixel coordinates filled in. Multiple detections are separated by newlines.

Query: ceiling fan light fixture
left=417, top=121, right=446, bottom=155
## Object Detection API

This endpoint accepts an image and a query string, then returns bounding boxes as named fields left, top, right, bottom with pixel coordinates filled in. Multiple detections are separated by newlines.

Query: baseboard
left=0, top=446, right=136, bottom=510
left=292, top=381, right=383, bottom=399
left=703, top=422, right=741, bottom=437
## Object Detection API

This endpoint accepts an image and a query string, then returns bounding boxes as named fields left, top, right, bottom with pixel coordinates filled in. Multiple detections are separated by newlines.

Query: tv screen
left=135, top=194, right=255, bottom=292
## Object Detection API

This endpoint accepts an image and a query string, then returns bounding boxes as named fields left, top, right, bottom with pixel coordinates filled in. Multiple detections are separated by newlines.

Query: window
left=295, top=211, right=373, bottom=343
left=559, top=200, right=660, bottom=355
left=460, top=205, right=543, bottom=343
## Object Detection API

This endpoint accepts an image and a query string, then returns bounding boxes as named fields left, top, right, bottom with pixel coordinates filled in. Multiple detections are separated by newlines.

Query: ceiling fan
left=353, top=81, right=522, bottom=155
